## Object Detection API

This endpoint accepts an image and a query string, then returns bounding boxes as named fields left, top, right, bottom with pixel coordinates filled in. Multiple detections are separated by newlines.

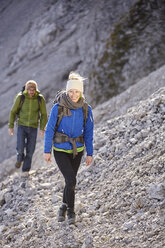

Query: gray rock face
left=0, top=0, right=137, bottom=162
left=1, top=0, right=165, bottom=163
left=89, top=0, right=165, bottom=105
left=0, top=84, right=165, bottom=247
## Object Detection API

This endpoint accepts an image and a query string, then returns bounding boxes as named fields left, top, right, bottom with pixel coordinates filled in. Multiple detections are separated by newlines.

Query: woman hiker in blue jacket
left=44, top=72, right=94, bottom=225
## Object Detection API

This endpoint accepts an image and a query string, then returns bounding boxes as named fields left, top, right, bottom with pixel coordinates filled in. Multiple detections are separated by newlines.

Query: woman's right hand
left=44, top=153, right=52, bottom=163
left=86, top=156, right=93, bottom=166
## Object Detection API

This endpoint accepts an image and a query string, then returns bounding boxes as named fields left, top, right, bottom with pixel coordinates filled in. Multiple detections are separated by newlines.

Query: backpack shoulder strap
left=53, top=105, right=64, bottom=136
left=38, top=95, right=42, bottom=109
left=83, top=102, right=88, bottom=127
left=17, top=93, right=25, bottom=115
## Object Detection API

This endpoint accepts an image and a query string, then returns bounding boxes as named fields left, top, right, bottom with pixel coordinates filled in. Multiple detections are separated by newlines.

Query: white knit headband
left=66, top=79, right=84, bottom=93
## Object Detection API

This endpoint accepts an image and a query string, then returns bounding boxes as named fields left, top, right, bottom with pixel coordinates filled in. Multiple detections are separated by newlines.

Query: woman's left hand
left=86, top=156, right=93, bottom=166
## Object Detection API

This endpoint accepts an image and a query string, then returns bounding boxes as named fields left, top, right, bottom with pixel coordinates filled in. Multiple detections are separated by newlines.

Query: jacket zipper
left=28, top=98, right=32, bottom=126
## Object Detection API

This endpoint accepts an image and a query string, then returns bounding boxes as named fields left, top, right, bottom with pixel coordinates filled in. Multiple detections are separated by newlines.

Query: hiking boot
left=67, top=208, right=76, bottom=225
left=58, top=204, right=67, bottom=222
left=21, top=171, right=29, bottom=178
left=15, top=161, right=22, bottom=168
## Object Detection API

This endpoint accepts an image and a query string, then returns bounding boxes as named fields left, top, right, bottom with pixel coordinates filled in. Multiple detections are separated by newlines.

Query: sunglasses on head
left=27, top=86, right=36, bottom=90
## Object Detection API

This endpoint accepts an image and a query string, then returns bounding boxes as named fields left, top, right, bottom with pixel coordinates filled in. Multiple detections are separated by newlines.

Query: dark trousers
left=53, top=150, right=83, bottom=208
left=17, top=125, right=37, bottom=172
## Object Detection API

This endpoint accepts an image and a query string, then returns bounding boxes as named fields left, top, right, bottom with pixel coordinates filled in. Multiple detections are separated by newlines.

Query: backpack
left=16, top=85, right=42, bottom=115
left=53, top=91, right=88, bottom=135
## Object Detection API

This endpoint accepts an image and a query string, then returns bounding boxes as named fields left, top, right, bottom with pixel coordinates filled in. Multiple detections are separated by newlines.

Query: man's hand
left=86, top=156, right=93, bottom=166
left=44, top=153, right=52, bottom=163
left=8, top=128, right=14, bottom=136
left=39, top=130, right=45, bottom=138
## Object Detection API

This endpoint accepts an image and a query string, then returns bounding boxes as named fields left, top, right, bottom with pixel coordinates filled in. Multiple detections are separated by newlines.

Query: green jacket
left=8, top=90, right=47, bottom=130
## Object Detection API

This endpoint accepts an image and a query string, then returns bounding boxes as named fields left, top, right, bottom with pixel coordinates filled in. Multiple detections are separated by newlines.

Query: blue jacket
left=44, top=103, right=94, bottom=155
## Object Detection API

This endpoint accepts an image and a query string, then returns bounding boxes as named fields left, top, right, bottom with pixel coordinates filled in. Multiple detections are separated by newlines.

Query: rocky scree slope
left=93, top=64, right=165, bottom=126
left=0, top=87, right=165, bottom=247
left=1, top=64, right=165, bottom=182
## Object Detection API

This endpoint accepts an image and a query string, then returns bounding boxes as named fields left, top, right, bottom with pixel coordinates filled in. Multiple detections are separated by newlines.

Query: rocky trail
left=0, top=87, right=165, bottom=247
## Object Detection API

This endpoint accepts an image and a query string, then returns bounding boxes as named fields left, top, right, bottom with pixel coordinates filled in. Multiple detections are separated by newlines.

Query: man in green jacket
left=8, top=80, right=47, bottom=175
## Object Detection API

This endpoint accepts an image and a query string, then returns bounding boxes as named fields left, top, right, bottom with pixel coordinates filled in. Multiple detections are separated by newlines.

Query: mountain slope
left=1, top=64, right=165, bottom=182
left=93, top=64, right=165, bottom=125
left=0, top=0, right=137, bottom=163
left=2, top=0, right=165, bottom=163
left=0, top=86, right=165, bottom=247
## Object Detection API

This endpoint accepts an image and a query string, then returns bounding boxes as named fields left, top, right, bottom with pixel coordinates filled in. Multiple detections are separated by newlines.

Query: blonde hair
left=68, top=71, right=86, bottom=82
left=25, top=80, right=38, bottom=91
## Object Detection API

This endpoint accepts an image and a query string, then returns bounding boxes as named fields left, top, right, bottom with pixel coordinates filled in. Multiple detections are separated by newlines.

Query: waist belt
left=53, top=131, right=84, bottom=158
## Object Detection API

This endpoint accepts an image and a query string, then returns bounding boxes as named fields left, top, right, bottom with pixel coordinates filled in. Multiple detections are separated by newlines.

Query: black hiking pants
left=53, top=150, right=83, bottom=209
